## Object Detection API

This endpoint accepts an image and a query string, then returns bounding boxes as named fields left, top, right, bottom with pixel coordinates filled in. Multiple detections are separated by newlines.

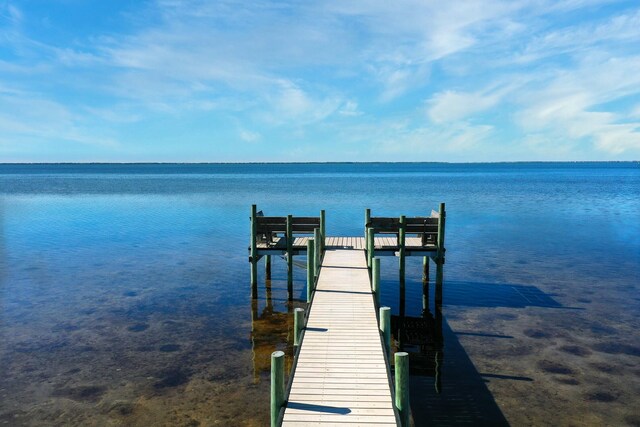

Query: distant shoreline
left=0, top=161, right=638, bottom=165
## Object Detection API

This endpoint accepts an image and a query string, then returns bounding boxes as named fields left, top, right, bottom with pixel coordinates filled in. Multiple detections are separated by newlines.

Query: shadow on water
left=394, top=305, right=511, bottom=426
left=390, top=263, right=572, bottom=426
left=249, top=256, right=571, bottom=426
left=442, top=280, right=565, bottom=309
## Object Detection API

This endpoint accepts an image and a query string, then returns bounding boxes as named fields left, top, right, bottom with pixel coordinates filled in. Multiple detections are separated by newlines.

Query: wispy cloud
left=0, top=0, right=639, bottom=160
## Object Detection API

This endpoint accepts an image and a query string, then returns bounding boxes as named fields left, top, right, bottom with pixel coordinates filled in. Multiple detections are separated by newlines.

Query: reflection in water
left=1, top=163, right=638, bottom=426
left=392, top=261, right=510, bottom=426
left=250, top=280, right=295, bottom=383
left=392, top=304, right=444, bottom=393
left=393, top=262, right=445, bottom=393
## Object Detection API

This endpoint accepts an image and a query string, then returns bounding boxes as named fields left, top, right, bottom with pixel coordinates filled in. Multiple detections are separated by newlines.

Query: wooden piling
left=380, top=306, right=391, bottom=355
left=435, top=302, right=443, bottom=394
left=422, top=256, right=429, bottom=313
left=399, top=215, right=406, bottom=319
left=286, top=214, right=293, bottom=298
left=270, top=350, right=285, bottom=427
left=294, top=308, right=304, bottom=346
left=437, top=202, right=446, bottom=264
left=320, top=210, right=326, bottom=252
left=265, top=255, right=271, bottom=280
left=365, top=208, right=371, bottom=238
left=399, top=215, right=406, bottom=287
left=435, top=260, right=443, bottom=308
left=307, top=238, right=315, bottom=303
left=423, top=256, right=429, bottom=282
left=367, top=227, right=374, bottom=268
left=395, top=351, right=410, bottom=426
left=314, top=228, right=321, bottom=277
left=372, top=257, right=380, bottom=307
left=250, top=204, right=258, bottom=297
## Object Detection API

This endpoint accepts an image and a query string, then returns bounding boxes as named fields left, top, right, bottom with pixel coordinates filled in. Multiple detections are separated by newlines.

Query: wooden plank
left=283, top=248, right=396, bottom=426
left=291, top=217, right=321, bottom=225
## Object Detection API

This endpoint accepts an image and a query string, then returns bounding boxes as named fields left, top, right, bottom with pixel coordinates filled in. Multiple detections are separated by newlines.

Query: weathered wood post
left=399, top=215, right=406, bottom=285
left=286, top=214, right=293, bottom=299
left=367, top=227, right=374, bottom=268
left=307, top=238, right=315, bottom=303
left=380, top=306, right=391, bottom=355
left=251, top=298, right=259, bottom=383
left=265, top=255, right=271, bottom=280
left=372, top=257, right=381, bottom=307
left=435, top=260, right=443, bottom=308
left=365, top=208, right=371, bottom=239
left=423, top=256, right=429, bottom=282
left=422, top=256, right=429, bottom=313
left=314, top=228, right=321, bottom=277
left=271, top=351, right=285, bottom=427
left=294, top=307, right=304, bottom=346
left=250, top=204, right=258, bottom=298
left=320, top=210, right=326, bottom=253
left=399, top=215, right=406, bottom=319
left=437, top=202, right=446, bottom=264
left=435, top=299, right=443, bottom=394
left=364, top=208, right=370, bottom=256
left=395, top=351, right=410, bottom=426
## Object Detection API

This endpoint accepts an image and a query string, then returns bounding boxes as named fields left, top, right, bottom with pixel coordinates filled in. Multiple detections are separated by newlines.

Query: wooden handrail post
left=395, top=352, right=410, bottom=426
left=367, top=227, right=374, bottom=268
left=437, top=202, right=446, bottom=264
left=399, top=215, right=406, bottom=284
left=380, top=306, right=391, bottom=355
left=314, top=228, right=321, bottom=277
left=286, top=214, right=293, bottom=298
left=294, top=308, right=304, bottom=346
left=399, top=215, right=406, bottom=316
left=372, top=257, right=380, bottom=307
left=265, top=255, right=271, bottom=280
left=250, top=204, right=258, bottom=297
left=422, top=256, right=429, bottom=313
left=307, top=238, right=315, bottom=302
left=270, top=351, right=285, bottom=427
left=320, top=210, right=326, bottom=253
left=365, top=208, right=371, bottom=239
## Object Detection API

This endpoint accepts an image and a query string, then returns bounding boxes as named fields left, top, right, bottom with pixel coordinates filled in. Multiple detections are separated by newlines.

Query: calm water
left=0, top=163, right=639, bottom=426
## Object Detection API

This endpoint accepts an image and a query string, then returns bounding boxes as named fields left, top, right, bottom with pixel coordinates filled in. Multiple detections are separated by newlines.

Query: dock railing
left=249, top=204, right=325, bottom=299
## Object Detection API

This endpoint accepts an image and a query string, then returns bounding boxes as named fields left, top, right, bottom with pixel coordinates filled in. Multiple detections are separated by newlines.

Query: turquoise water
left=1, top=163, right=638, bottom=426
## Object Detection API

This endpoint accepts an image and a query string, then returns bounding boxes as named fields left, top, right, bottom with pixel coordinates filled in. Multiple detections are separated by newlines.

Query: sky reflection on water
left=1, top=163, right=638, bottom=426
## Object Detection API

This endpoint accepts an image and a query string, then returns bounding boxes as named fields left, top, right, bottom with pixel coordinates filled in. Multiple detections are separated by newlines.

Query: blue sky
left=1, top=0, right=639, bottom=162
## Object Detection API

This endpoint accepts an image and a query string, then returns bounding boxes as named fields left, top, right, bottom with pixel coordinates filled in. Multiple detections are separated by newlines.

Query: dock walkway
left=282, top=249, right=397, bottom=426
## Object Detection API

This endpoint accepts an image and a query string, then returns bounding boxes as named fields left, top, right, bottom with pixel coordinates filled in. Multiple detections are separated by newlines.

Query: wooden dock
left=282, top=248, right=398, bottom=426
left=250, top=204, right=447, bottom=426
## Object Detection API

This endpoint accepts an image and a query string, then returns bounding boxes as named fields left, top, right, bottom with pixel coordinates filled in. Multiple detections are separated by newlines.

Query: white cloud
left=0, top=88, right=119, bottom=148
left=0, top=4, right=22, bottom=24
left=1, top=0, right=639, bottom=160
left=339, top=100, right=362, bottom=117
left=514, top=54, right=640, bottom=155
left=262, top=81, right=343, bottom=125
left=427, top=89, right=503, bottom=123
left=238, top=128, right=261, bottom=143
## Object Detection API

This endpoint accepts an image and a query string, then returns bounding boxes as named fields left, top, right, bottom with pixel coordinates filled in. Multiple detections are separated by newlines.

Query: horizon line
left=1, top=160, right=638, bottom=165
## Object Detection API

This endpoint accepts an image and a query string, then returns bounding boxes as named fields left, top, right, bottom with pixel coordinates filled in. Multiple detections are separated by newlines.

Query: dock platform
left=282, top=249, right=397, bottom=426
left=250, top=204, right=447, bottom=426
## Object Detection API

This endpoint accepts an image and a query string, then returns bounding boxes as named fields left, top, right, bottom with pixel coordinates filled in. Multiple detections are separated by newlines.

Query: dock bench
left=249, top=205, right=326, bottom=298
left=365, top=203, right=446, bottom=259
left=253, top=215, right=322, bottom=255
left=367, top=211, right=440, bottom=249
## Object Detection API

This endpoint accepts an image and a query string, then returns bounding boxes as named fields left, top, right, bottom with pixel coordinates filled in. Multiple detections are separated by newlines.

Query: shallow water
left=0, top=163, right=638, bottom=426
